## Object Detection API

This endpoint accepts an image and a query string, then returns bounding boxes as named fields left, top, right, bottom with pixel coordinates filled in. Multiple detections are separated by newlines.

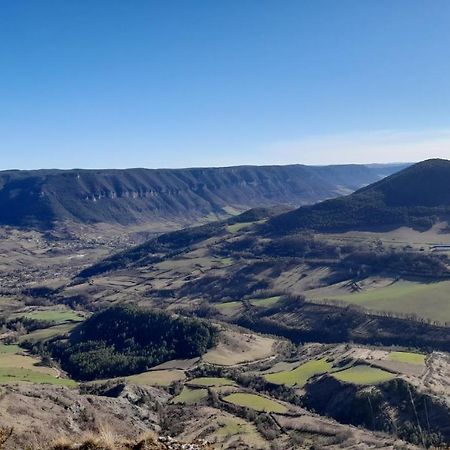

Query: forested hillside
left=46, top=306, right=217, bottom=380
left=268, top=159, right=450, bottom=233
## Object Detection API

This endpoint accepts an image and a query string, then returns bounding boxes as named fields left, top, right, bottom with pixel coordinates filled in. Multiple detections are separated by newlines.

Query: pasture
left=264, top=358, right=332, bottom=387
left=172, top=386, right=208, bottom=405
left=0, top=344, right=75, bottom=386
left=227, top=222, right=254, bottom=233
left=249, top=296, right=281, bottom=307
left=203, top=330, right=276, bottom=366
left=19, top=309, right=84, bottom=324
left=332, top=365, right=395, bottom=385
left=223, top=392, right=288, bottom=413
left=388, top=351, right=426, bottom=365
left=18, top=323, right=77, bottom=344
left=317, top=280, right=450, bottom=323
left=126, top=369, right=185, bottom=386
left=0, top=344, right=20, bottom=354
left=213, top=416, right=269, bottom=449
left=216, top=301, right=242, bottom=310
left=150, top=357, right=199, bottom=370
left=0, top=367, right=75, bottom=386
left=188, top=377, right=236, bottom=387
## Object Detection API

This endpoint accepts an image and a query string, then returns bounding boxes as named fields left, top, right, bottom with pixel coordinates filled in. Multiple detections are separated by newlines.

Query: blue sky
left=1, top=1, right=450, bottom=169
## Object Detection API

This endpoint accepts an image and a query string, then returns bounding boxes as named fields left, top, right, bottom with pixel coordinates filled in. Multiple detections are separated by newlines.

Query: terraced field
left=388, top=351, right=426, bottom=365
left=223, top=393, right=288, bottom=413
left=188, top=377, right=236, bottom=387
left=126, top=369, right=185, bottom=386
left=172, top=386, right=208, bottom=405
left=249, top=296, right=281, bottom=307
left=215, top=301, right=242, bottom=311
left=332, top=365, right=395, bottom=385
left=264, top=358, right=332, bottom=387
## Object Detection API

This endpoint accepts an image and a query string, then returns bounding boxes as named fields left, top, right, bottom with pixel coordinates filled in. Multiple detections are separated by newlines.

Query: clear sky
left=1, top=0, right=450, bottom=169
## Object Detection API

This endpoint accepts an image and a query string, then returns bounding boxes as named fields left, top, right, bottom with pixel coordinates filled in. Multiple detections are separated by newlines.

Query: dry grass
left=125, top=369, right=185, bottom=386
left=47, top=428, right=214, bottom=450
left=97, top=424, right=117, bottom=449
left=50, top=424, right=119, bottom=450
left=0, top=427, right=13, bottom=449
left=203, top=330, right=276, bottom=366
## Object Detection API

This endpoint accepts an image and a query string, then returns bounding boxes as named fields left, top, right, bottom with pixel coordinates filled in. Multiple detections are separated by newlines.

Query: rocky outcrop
left=303, top=374, right=450, bottom=447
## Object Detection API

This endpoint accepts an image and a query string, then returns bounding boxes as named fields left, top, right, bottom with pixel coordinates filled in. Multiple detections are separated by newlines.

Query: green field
left=0, top=344, right=76, bottom=387
left=215, top=417, right=249, bottom=436
left=217, top=257, right=234, bottom=266
left=189, top=377, right=236, bottom=387
left=223, top=393, right=288, bottom=413
left=216, top=417, right=246, bottom=436
left=216, top=301, right=242, bottom=310
left=388, top=351, right=426, bottom=365
left=332, top=365, right=395, bottom=385
left=172, top=386, right=208, bottom=405
left=0, top=344, right=20, bottom=354
left=249, top=296, right=281, bottom=307
left=18, top=323, right=77, bottom=344
left=126, top=369, right=185, bottom=386
left=0, top=367, right=76, bottom=386
left=320, top=280, right=450, bottom=323
left=264, top=358, right=332, bottom=387
left=20, top=309, right=84, bottom=324
left=213, top=417, right=266, bottom=448
left=227, top=222, right=254, bottom=233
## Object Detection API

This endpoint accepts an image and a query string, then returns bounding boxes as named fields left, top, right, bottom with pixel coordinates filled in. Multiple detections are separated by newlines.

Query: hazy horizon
left=0, top=159, right=413, bottom=172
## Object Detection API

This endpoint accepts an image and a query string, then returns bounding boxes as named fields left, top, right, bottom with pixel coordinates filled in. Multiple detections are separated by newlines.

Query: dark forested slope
left=267, top=159, right=450, bottom=234
left=47, top=305, right=217, bottom=380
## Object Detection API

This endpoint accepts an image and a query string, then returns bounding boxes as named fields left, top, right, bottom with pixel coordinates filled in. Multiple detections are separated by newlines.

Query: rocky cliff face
left=0, top=164, right=401, bottom=228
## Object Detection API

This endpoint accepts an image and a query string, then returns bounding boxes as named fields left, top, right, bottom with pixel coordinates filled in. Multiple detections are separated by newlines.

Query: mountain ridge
left=0, top=163, right=405, bottom=229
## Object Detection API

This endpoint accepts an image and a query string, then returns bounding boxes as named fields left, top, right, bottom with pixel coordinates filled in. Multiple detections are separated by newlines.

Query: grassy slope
left=214, top=416, right=267, bottom=449
left=18, top=323, right=78, bottom=344
left=0, top=344, right=75, bottom=386
left=0, top=344, right=20, bottom=354
left=126, top=369, right=185, bottom=386
left=332, top=365, right=395, bottom=385
left=388, top=351, right=426, bottom=365
left=189, top=377, right=236, bottom=387
left=20, top=310, right=84, bottom=324
left=202, top=331, right=276, bottom=366
left=172, top=386, right=208, bottom=405
left=249, top=296, right=281, bottom=307
left=320, top=280, right=450, bottom=323
left=0, top=367, right=75, bottom=386
left=264, top=358, right=332, bottom=387
left=223, top=393, right=288, bottom=413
